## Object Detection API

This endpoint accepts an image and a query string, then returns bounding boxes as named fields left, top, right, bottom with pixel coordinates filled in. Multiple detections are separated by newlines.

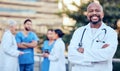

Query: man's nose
left=92, top=11, right=97, bottom=14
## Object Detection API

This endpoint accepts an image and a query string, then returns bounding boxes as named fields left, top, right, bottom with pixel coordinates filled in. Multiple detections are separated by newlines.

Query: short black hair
left=24, top=19, right=32, bottom=24
left=54, top=29, right=64, bottom=38
left=48, top=29, right=54, bottom=32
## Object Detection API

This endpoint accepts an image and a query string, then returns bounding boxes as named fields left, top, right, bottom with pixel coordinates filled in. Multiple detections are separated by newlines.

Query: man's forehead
left=87, top=2, right=102, bottom=10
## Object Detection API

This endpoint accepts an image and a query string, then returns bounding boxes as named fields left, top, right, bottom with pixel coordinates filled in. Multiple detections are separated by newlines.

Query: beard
left=25, top=27, right=30, bottom=31
left=89, top=14, right=101, bottom=24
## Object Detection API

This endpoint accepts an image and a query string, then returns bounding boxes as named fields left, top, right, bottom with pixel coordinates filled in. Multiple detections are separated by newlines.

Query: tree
left=60, top=0, right=120, bottom=58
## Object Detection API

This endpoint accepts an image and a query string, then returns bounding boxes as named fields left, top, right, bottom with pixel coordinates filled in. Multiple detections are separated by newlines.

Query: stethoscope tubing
left=79, top=28, right=107, bottom=47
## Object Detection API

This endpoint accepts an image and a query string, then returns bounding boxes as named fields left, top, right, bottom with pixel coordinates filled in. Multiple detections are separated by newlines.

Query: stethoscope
left=79, top=28, right=107, bottom=47
left=96, top=28, right=107, bottom=43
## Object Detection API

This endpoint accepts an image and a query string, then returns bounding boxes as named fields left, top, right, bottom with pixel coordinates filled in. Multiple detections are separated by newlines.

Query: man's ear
left=101, top=12, right=104, bottom=19
left=86, top=12, right=90, bottom=20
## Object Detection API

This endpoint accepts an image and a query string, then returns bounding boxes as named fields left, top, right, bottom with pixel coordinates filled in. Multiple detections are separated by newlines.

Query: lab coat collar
left=85, top=22, right=107, bottom=39
left=56, top=38, right=62, bottom=41
left=6, top=30, right=13, bottom=36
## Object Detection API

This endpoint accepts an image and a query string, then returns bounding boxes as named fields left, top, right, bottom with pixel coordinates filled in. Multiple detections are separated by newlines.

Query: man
left=68, top=2, right=118, bottom=71
left=16, top=19, right=39, bottom=71
left=0, top=19, right=24, bottom=71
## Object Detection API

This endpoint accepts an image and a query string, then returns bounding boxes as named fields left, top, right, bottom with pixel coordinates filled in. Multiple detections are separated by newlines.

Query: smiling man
left=68, top=2, right=118, bottom=71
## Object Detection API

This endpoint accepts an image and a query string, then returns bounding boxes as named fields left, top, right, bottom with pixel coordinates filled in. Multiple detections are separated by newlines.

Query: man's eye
left=96, top=9, right=100, bottom=12
left=88, top=10, right=93, bottom=12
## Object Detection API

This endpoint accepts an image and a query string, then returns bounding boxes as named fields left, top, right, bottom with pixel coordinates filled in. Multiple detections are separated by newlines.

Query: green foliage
left=61, top=0, right=120, bottom=58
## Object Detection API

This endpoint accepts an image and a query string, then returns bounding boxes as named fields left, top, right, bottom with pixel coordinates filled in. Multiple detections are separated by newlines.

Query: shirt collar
left=86, top=22, right=107, bottom=30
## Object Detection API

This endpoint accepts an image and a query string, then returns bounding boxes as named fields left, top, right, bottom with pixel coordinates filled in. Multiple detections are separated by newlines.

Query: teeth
left=92, top=16, right=98, bottom=19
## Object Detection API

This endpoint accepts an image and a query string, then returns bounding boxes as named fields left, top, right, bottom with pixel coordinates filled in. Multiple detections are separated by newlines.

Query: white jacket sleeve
left=48, top=42, right=61, bottom=61
left=1, top=32, right=20, bottom=57
left=68, top=28, right=85, bottom=64
left=84, top=30, right=118, bottom=62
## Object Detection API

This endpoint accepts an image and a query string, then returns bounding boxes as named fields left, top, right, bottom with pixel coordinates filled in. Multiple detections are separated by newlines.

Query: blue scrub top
left=41, top=40, right=55, bottom=71
left=16, top=31, right=39, bottom=64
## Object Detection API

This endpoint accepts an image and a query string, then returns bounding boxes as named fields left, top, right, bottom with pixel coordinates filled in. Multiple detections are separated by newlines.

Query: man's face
left=87, top=3, right=104, bottom=24
left=11, top=24, right=17, bottom=35
left=24, top=21, right=32, bottom=31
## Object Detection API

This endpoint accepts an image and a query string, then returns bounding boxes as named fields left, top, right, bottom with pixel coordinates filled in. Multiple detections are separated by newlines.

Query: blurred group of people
left=0, top=19, right=39, bottom=71
left=41, top=29, right=66, bottom=71
left=0, top=18, right=66, bottom=71
left=0, top=2, right=119, bottom=71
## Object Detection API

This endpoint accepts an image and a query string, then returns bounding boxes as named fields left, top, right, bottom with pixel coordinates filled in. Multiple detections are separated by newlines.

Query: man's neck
left=10, top=28, right=15, bottom=35
left=90, top=22, right=102, bottom=29
left=23, top=29, right=29, bottom=35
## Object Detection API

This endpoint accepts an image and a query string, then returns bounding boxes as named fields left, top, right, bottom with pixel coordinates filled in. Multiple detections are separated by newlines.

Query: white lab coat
left=49, top=38, right=66, bottom=71
left=0, top=30, right=20, bottom=71
left=68, top=23, right=118, bottom=71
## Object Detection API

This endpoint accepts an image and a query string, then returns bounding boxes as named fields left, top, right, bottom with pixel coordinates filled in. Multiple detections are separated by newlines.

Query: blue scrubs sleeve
left=32, top=33, right=39, bottom=41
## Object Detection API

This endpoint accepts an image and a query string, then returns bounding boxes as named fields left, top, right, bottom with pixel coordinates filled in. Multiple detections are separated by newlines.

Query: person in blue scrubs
left=16, top=19, right=39, bottom=71
left=41, top=29, right=55, bottom=71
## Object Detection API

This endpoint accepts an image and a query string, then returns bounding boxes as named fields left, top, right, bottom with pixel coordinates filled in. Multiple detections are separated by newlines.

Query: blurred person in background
left=41, top=29, right=55, bottom=71
left=113, top=19, right=120, bottom=58
left=15, top=19, right=39, bottom=71
left=0, top=19, right=24, bottom=71
left=43, top=29, right=66, bottom=71
left=113, top=19, right=120, bottom=44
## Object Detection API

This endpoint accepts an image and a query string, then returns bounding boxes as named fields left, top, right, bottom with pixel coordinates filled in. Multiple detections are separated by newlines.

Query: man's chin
left=90, top=19, right=101, bottom=24
left=90, top=21, right=99, bottom=24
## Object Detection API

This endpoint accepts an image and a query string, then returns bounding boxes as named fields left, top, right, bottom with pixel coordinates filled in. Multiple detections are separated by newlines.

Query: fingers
left=77, top=48, right=84, bottom=53
left=102, top=44, right=110, bottom=48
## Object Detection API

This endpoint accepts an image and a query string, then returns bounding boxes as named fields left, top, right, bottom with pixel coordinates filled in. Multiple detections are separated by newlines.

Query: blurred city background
left=0, top=0, right=120, bottom=71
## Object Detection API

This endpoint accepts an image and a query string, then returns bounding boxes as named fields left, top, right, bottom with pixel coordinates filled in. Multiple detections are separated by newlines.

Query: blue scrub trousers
left=20, top=64, right=34, bottom=71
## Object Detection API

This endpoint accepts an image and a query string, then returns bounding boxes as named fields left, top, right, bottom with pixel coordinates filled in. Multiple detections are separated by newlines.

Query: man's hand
left=17, top=43, right=28, bottom=49
left=42, top=53, right=49, bottom=57
left=21, top=42, right=27, bottom=45
left=21, top=41, right=38, bottom=48
left=19, top=51, right=24, bottom=55
left=77, top=48, right=84, bottom=53
left=102, top=44, right=110, bottom=48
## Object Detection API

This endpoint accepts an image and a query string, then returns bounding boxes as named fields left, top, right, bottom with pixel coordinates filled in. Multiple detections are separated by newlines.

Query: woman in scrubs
left=43, top=29, right=66, bottom=71
left=41, top=29, right=55, bottom=71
